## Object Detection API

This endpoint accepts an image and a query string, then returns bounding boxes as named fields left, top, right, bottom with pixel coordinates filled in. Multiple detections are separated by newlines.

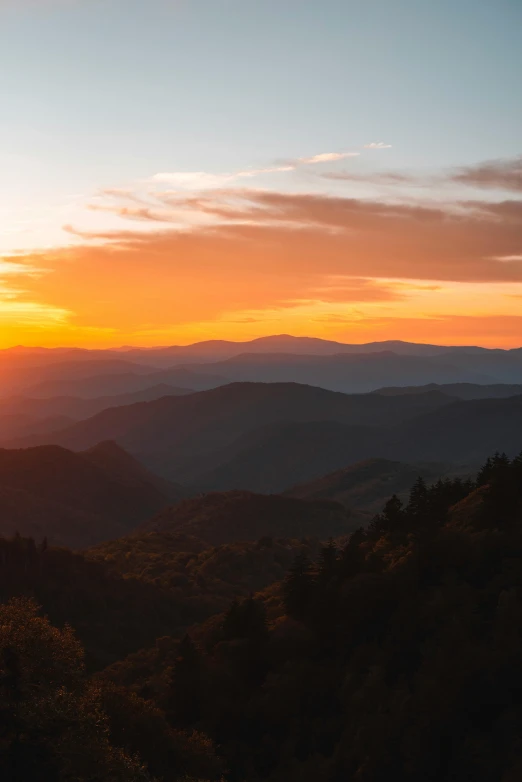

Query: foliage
left=3, top=451, right=522, bottom=780
left=100, top=452, right=522, bottom=781
left=0, top=597, right=150, bottom=781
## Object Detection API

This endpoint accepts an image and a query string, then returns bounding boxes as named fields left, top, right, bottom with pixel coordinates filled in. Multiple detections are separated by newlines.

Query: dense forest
left=1, top=451, right=522, bottom=780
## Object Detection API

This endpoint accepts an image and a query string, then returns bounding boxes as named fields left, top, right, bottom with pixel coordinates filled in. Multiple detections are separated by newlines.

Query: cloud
left=88, top=203, right=180, bottom=223
left=364, top=142, right=392, bottom=149
left=296, top=152, right=360, bottom=165
left=322, top=154, right=522, bottom=194
left=150, top=171, right=228, bottom=189
left=452, top=156, right=522, bottom=192
left=148, top=150, right=359, bottom=191
left=6, top=176, right=522, bottom=346
left=322, top=170, right=417, bottom=185
left=70, top=189, right=522, bottom=284
left=0, top=257, right=70, bottom=327
left=236, top=165, right=296, bottom=178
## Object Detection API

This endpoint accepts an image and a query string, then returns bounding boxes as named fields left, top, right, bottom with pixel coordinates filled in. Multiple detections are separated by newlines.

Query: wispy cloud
left=452, top=156, right=522, bottom=192
left=63, top=190, right=522, bottom=284
left=149, top=150, right=360, bottom=189
left=150, top=171, right=228, bottom=188
left=364, top=142, right=392, bottom=149
left=295, top=152, right=360, bottom=165
left=322, top=154, right=522, bottom=195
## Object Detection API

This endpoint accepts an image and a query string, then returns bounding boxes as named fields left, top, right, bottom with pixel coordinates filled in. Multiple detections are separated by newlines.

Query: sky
left=0, top=0, right=521, bottom=348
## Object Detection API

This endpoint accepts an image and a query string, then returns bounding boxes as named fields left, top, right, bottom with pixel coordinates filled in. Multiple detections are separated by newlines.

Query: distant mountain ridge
left=1, top=337, right=521, bottom=400
left=0, top=384, right=194, bottom=443
left=13, top=382, right=455, bottom=476
left=373, top=382, right=522, bottom=399
left=2, top=335, right=520, bottom=366
left=11, top=382, right=522, bottom=494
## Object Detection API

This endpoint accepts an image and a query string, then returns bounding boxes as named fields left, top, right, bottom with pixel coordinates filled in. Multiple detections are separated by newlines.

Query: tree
left=223, top=596, right=268, bottom=643
left=368, top=494, right=405, bottom=537
left=167, top=635, right=202, bottom=728
left=317, top=540, right=338, bottom=588
left=0, top=597, right=148, bottom=781
left=339, top=528, right=366, bottom=577
left=283, top=552, right=315, bottom=620
left=406, top=476, right=429, bottom=522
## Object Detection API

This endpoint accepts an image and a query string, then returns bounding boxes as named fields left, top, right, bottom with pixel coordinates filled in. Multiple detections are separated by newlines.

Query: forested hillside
left=1, top=451, right=521, bottom=780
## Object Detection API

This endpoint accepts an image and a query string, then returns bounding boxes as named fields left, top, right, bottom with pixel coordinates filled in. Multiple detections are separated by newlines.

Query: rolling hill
left=10, top=383, right=522, bottom=496
left=194, top=396, right=522, bottom=492
left=140, top=490, right=359, bottom=544
left=14, top=382, right=454, bottom=478
left=0, top=383, right=194, bottom=443
left=0, top=443, right=183, bottom=547
left=374, top=382, right=522, bottom=399
left=21, top=366, right=222, bottom=399
left=171, top=351, right=499, bottom=393
left=284, top=457, right=452, bottom=513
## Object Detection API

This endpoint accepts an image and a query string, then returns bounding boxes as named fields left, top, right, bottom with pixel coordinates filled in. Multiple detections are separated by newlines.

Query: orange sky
left=1, top=183, right=522, bottom=349
left=2, top=1, right=521, bottom=351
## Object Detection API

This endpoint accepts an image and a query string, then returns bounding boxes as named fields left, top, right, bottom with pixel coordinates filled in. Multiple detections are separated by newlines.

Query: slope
left=141, top=490, right=359, bottom=545
left=0, top=444, right=183, bottom=547
left=172, top=350, right=499, bottom=392
left=16, top=382, right=454, bottom=479
left=284, top=457, right=451, bottom=513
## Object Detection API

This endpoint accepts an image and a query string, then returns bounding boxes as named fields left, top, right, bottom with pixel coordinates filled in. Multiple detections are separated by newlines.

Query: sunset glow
left=1, top=0, right=521, bottom=349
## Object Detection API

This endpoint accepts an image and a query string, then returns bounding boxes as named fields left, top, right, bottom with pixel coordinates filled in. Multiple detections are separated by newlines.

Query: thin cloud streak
left=322, top=154, right=522, bottom=194
left=149, top=149, right=360, bottom=189
left=364, top=142, right=392, bottom=149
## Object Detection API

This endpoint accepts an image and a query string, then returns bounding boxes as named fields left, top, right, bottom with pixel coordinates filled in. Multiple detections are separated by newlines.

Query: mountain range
left=1, top=336, right=522, bottom=399
left=9, top=381, right=522, bottom=494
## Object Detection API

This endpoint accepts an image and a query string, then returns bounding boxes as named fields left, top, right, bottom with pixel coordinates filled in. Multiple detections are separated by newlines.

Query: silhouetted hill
left=197, top=397, right=522, bottom=492
left=0, top=336, right=506, bottom=368
left=0, top=383, right=194, bottom=425
left=0, top=412, right=75, bottom=442
left=3, top=340, right=521, bottom=399
left=196, top=421, right=386, bottom=493
left=284, top=457, right=452, bottom=513
left=0, top=358, right=158, bottom=397
left=399, top=394, right=522, bottom=462
left=16, top=382, right=453, bottom=479
left=140, top=490, right=359, bottom=544
left=83, top=440, right=185, bottom=500
left=374, top=381, right=522, bottom=399
left=22, top=367, right=221, bottom=399
left=0, top=445, right=183, bottom=547
left=0, top=385, right=195, bottom=443
left=175, top=351, right=499, bottom=392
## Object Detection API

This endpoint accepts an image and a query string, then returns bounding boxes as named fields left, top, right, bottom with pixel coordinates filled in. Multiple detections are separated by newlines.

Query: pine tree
left=223, top=596, right=268, bottom=642
left=166, top=634, right=202, bottom=727
left=513, top=451, right=522, bottom=493
left=340, top=528, right=366, bottom=577
left=283, top=552, right=315, bottom=620
left=368, top=494, right=405, bottom=536
left=406, top=477, right=429, bottom=521
left=317, top=540, right=338, bottom=587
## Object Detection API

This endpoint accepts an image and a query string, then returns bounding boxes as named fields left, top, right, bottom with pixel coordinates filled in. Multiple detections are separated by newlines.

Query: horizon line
left=1, top=334, right=520, bottom=352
